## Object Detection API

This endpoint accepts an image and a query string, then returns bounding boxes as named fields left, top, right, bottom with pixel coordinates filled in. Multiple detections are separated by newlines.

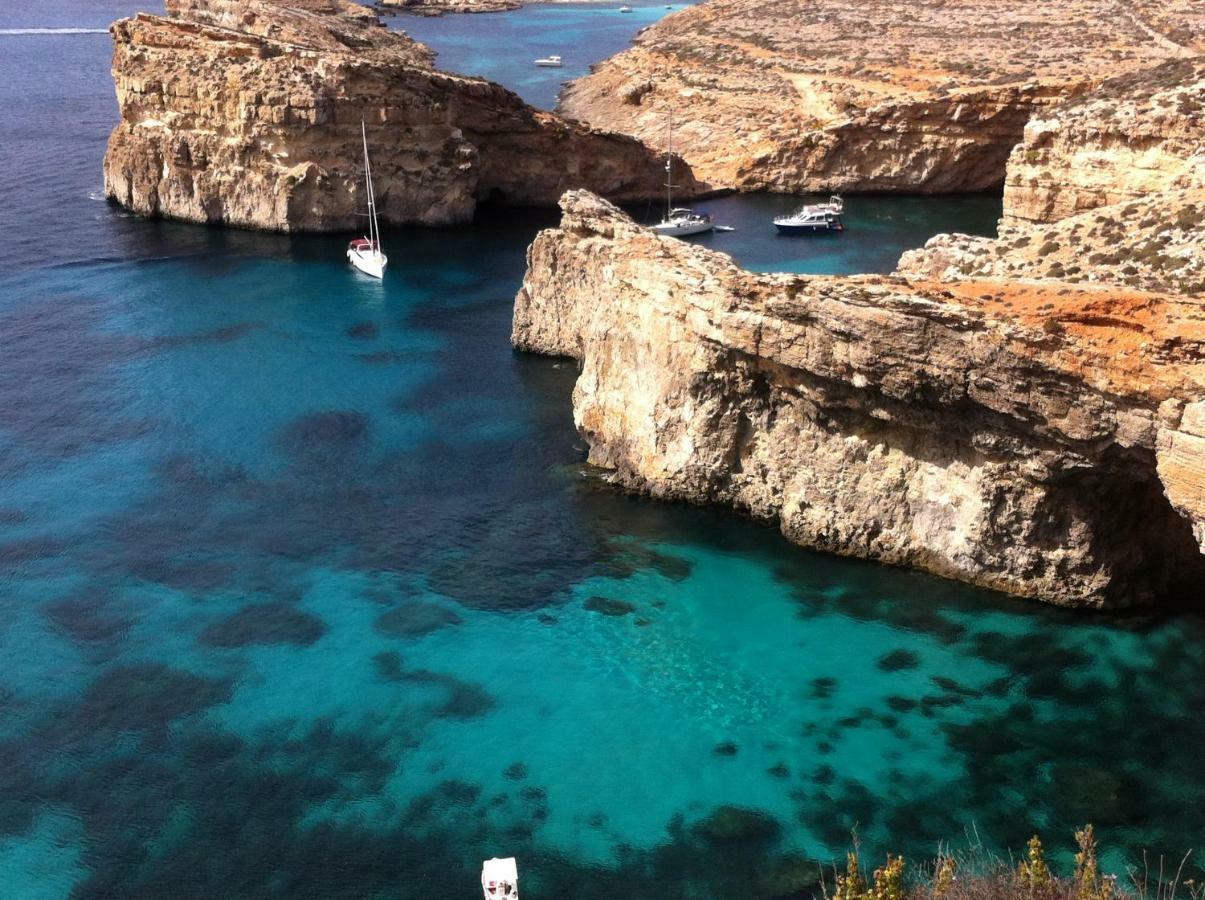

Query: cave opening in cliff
left=1043, top=449, right=1205, bottom=610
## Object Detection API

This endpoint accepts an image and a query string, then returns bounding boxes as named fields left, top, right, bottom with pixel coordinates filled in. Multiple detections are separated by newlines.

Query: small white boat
left=619, top=5, right=633, bottom=11
left=773, top=195, right=845, bottom=234
left=482, top=857, right=519, bottom=900
left=347, top=121, right=388, bottom=278
left=651, top=113, right=714, bottom=238
left=533, top=55, right=562, bottom=67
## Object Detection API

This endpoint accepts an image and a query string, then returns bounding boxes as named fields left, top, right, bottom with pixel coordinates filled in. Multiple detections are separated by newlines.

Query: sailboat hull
left=348, top=247, right=387, bottom=278
left=651, top=220, right=713, bottom=237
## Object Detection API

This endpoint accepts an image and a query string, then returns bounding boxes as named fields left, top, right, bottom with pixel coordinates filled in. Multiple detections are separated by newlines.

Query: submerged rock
left=375, top=601, right=462, bottom=637
left=876, top=650, right=920, bottom=673
left=692, top=805, right=782, bottom=845
left=583, top=596, right=637, bottom=617
left=200, top=602, right=327, bottom=648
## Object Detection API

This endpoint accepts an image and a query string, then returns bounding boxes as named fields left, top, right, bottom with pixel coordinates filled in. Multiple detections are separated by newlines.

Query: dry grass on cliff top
left=828, top=827, right=1202, bottom=900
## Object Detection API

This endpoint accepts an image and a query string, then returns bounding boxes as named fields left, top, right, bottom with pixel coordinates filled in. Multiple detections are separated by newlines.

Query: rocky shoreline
left=512, top=190, right=1204, bottom=608
left=101, top=0, right=1204, bottom=607
left=512, top=54, right=1205, bottom=609
left=102, top=0, right=696, bottom=231
left=559, top=0, right=1204, bottom=194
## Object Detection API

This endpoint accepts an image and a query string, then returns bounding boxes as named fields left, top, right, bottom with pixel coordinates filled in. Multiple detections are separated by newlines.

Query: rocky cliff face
left=512, top=191, right=1205, bottom=608
left=1002, top=58, right=1205, bottom=225
left=103, top=0, right=695, bottom=231
left=559, top=0, right=1203, bottom=193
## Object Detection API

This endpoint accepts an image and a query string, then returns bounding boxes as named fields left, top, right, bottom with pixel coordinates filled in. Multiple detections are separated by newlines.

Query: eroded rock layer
left=512, top=191, right=1205, bottom=608
left=1002, top=58, right=1205, bottom=225
left=559, top=0, right=1204, bottom=193
left=103, top=0, right=694, bottom=230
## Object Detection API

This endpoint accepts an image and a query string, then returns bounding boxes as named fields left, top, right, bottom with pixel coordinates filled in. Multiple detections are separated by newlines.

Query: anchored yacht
left=651, top=114, right=713, bottom=238
left=347, top=122, right=388, bottom=278
left=773, top=195, right=845, bottom=234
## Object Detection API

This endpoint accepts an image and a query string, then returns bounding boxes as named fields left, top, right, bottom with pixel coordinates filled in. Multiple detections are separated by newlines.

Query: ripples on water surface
left=0, top=2, right=1202, bottom=897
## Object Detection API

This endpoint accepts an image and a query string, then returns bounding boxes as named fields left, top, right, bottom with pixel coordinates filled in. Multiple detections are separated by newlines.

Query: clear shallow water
left=1, top=4, right=1203, bottom=899
left=391, top=1, right=690, bottom=111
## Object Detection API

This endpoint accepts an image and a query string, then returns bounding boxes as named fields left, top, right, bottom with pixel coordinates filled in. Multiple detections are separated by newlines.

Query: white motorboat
left=773, top=195, right=845, bottom=234
left=651, top=113, right=713, bottom=238
left=347, top=121, right=388, bottom=278
left=533, top=55, right=563, bottom=67
left=619, top=5, right=633, bottom=11
left=482, top=857, right=519, bottom=900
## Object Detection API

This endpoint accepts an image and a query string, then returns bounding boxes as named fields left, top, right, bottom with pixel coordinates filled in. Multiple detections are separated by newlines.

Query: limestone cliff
left=1002, top=58, right=1205, bottom=225
left=898, top=190, right=1205, bottom=297
left=512, top=191, right=1205, bottom=608
left=103, top=0, right=695, bottom=231
left=559, top=0, right=1204, bottom=193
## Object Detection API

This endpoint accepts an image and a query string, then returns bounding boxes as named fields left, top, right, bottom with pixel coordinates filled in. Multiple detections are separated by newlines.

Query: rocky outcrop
left=378, top=0, right=521, bottom=17
left=512, top=191, right=1205, bottom=608
left=1002, top=58, right=1205, bottom=225
left=898, top=190, right=1205, bottom=297
left=103, top=0, right=695, bottom=231
left=1158, top=401, right=1205, bottom=553
left=559, top=0, right=1204, bottom=193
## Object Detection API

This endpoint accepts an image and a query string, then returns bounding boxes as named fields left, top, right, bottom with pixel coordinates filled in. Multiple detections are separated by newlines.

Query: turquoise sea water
left=393, top=0, right=689, bottom=111
left=0, top=3, right=1202, bottom=898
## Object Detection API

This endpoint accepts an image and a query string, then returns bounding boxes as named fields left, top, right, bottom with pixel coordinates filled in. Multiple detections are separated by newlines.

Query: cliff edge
left=1002, top=58, right=1205, bottom=225
left=103, top=0, right=696, bottom=231
left=511, top=189, right=1204, bottom=608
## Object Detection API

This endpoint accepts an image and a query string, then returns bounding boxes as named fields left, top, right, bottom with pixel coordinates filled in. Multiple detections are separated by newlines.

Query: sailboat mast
left=665, top=112, right=673, bottom=218
left=361, top=120, right=378, bottom=247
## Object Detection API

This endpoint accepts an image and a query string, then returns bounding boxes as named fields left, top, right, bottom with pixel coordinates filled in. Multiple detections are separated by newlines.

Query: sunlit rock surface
left=1002, top=58, right=1205, bottom=225
left=559, top=0, right=1204, bottom=193
left=512, top=190, right=1204, bottom=607
left=103, top=0, right=695, bottom=230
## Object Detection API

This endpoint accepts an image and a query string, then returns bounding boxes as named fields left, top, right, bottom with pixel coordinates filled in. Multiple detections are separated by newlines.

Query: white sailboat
left=651, top=114, right=713, bottom=238
left=347, top=121, right=388, bottom=279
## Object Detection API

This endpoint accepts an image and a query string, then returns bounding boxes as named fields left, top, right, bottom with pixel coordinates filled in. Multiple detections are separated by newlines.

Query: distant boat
left=651, top=113, right=714, bottom=238
left=347, top=121, right=388, bottom=278
left=533, top=55, right=562, bottom=67
left=482, top=857, right=519, bottom=900
left=619, top=5, right=634, bottom=11
left=773, top=195, right=845, bottom=234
